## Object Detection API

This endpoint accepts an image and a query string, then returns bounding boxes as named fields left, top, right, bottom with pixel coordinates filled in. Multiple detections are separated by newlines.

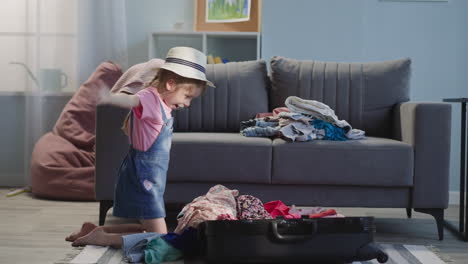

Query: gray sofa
left=95, top=56, right=451, bottom=240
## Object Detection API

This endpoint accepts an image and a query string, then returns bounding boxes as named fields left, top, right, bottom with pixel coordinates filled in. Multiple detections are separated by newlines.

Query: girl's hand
left=97, top=88, right=111, bottom=105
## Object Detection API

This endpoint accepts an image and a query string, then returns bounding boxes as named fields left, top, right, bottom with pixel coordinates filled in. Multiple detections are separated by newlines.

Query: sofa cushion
left=272, top=137, right=413, bottom=187
left=269, top=56, right=411, bottom=138
left=173, top=60, right=270, bottom=132
left=168, top=133, right=272, bottom=183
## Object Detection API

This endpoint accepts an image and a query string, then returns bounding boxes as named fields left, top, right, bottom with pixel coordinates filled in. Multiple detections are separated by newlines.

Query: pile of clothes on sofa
left=240, top=96, right=365, bottom=141
left=124, top=184, right=343, bottom=263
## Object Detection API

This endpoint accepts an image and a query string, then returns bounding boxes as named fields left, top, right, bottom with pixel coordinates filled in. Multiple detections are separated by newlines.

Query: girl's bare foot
left=72, top=227, right=107, bottom=247
left=66, top=222, right=97, bottom=242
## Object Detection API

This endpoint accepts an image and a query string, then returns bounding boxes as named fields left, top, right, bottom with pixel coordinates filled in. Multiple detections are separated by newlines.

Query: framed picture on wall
left=194, top=0, right=261, bottom=32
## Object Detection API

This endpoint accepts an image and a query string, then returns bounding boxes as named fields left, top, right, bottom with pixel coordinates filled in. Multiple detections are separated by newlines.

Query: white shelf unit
left=149, top=31, right=261, bottom=62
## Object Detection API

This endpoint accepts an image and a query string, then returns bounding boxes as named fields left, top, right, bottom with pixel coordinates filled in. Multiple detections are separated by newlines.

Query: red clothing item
left=263, top=200, right=300, bottom=219
left=309, top=209, right=337, bottom=219
left=255, top=107, right=290, bottom=119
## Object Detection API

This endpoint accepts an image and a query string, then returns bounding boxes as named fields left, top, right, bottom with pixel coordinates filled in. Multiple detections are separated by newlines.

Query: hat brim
left=158, top=64, right=215, bottom=88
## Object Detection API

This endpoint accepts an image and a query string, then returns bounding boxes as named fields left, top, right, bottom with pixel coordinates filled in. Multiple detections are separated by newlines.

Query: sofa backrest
left=173, top=60, right=270, bottom=132
left=269, top=56, right=411, bottom=138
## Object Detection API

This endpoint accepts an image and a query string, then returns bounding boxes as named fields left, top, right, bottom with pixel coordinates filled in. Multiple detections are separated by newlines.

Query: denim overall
left=113, top=97, right=173, bottom=219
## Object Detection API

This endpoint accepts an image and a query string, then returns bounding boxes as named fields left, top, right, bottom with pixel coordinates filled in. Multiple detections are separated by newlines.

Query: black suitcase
left=197, top=216, right=388, bottom=263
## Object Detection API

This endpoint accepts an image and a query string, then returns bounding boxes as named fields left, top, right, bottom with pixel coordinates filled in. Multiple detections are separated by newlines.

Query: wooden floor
left=1, top=188, right=467, bottom=264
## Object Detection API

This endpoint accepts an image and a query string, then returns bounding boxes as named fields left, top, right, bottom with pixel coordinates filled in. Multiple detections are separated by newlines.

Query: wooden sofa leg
left=99, top=200, right=113, bottom=226
left=406, top=208, right=412, bottom=218
left=414, top=208, right=444, bottom=240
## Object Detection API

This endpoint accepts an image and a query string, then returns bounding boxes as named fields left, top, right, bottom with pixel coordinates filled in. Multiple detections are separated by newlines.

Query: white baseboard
left=449, top=191, right=460, bottom=205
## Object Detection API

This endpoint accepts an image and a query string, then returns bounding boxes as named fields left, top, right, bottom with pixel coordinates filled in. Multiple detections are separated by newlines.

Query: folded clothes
left=285, top=96, right=351, bottom=131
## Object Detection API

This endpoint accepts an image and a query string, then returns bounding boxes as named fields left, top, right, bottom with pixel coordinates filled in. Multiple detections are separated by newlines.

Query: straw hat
left=159, top=46, right=215, bottom=87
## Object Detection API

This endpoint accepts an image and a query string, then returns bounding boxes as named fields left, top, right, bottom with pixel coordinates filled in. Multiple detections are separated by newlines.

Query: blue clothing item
left=277, top=111, right=308, bottom=121
left=280, top=122, right=315, bottom=142
left=144, top=237, right=183, bottom=264
left=122, top=232, right=162, bottom=263
left=240, top=119, right=279, bottom=130
left=254, top=120, right=279, bottom=128
left=312, top=119, right=347, bottom=141
left=162, top=227, right=199, bottom=256
left=241, top=126, right=280, bottom=137
left=113, top=97, right=174, bottom=219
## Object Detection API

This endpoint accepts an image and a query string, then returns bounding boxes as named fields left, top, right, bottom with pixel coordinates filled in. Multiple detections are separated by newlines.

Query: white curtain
left=0, top=0, right=127, bottom=186
left=78, top=0, right=128, bottom=83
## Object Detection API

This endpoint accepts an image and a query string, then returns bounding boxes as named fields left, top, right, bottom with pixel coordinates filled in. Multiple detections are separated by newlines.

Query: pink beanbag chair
left=30, top=62, right=122, bottom=200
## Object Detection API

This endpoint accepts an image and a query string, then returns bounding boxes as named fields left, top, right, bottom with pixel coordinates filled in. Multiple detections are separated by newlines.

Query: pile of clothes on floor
left=240, top=96, right=365, bottom=141
left=123, top=184, right=343, bottom=263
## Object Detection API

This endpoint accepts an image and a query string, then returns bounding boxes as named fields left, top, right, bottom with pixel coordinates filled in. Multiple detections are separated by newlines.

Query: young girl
left=66, top=47, right=214, bottom=247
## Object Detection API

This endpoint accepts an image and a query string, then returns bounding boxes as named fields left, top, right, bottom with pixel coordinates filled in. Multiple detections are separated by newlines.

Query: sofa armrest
left=398, top=102, right=451, bottom=208
left=95, top=105, right=130, bottom=200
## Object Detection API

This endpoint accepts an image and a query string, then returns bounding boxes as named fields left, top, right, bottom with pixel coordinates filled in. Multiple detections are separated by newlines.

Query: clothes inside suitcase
left=197, top=216, right=388, bottom=263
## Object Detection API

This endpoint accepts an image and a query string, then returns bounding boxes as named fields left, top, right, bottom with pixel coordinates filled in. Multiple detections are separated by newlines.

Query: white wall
left=125, top=0, right=195, bottom=67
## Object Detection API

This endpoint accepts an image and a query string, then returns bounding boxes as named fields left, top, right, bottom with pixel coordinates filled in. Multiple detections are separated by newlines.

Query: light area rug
left=55, top=243, right=446, bottom=264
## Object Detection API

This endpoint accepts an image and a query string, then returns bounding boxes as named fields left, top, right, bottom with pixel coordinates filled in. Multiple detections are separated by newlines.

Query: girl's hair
left=148, top=68, right=207, bottom=91
left=121, top=69, right=207, bottom=135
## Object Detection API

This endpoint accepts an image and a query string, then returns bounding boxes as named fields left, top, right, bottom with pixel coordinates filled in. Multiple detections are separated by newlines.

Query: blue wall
left=125, top=0, right=195, bottom=66
left=126, top=0, right=467, bottom=191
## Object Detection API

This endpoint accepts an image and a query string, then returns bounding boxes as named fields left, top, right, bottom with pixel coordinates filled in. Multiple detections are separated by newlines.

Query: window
left=1, top=0, right=77, bottom=93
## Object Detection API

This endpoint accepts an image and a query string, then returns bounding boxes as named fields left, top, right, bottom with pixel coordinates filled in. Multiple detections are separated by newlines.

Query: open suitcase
left=197, top=216, right=388, bottom=263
